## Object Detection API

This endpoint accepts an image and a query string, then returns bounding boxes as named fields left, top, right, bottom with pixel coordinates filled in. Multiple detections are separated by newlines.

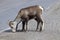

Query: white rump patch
left=39, top=6, right=43, bottom=11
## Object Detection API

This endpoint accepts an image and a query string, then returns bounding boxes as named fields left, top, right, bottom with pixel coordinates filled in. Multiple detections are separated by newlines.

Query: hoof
left=39, top=27, right=42, bottom=32
left=21, top=29, right=26, bottom=32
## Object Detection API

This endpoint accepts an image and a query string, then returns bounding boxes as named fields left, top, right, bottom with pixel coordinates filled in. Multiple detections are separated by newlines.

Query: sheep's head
left=9, top=21, right=17, bottom=32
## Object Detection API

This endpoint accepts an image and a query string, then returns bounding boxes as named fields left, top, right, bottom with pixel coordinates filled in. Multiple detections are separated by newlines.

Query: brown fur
left=9, top=5, right=44, bottom=32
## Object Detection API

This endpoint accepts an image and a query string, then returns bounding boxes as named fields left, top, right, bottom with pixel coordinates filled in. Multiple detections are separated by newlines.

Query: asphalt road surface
left=0, top=0, right=60, bottom=40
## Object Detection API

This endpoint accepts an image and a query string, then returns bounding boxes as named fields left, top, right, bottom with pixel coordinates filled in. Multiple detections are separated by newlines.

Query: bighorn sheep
left=9, top=5, right=44, bottom=32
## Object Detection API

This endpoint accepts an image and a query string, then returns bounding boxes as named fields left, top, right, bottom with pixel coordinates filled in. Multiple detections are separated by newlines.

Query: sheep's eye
left=11, top=23, right=14, bottom=25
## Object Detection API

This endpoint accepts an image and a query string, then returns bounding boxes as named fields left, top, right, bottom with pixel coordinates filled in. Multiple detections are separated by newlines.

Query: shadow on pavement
left=4, top=29, right=38, bottom=32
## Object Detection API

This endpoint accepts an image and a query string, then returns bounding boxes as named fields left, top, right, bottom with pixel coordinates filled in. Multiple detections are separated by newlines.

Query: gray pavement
left=0, top=0, right=60, bottom=40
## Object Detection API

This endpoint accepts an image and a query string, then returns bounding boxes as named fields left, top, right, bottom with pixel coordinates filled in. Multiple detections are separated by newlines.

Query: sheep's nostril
left=11, top=27, right=13, bottom=28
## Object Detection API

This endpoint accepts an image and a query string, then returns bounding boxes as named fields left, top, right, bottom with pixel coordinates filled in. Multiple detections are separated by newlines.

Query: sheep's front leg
left=21, top=21, right=26, bottom=31
left=16, top=20, right=21, bottom=31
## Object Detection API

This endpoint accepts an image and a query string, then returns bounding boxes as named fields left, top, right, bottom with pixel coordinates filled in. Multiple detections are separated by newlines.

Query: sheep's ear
left=9, top=21, right=12, bottom=26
